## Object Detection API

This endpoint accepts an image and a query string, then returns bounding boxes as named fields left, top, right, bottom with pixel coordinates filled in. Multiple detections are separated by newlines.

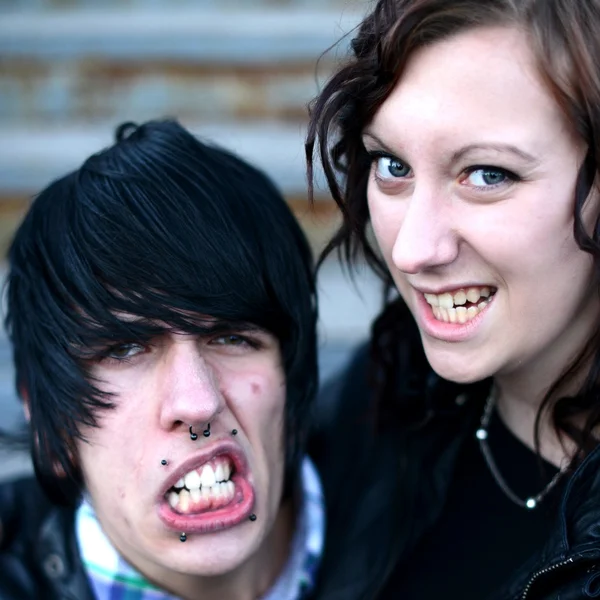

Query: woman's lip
left=414, top=290, right=494, bottom=342
left=158, top=439, right=248, bottom=499
left=413, top=283, right=496, bottom=295
left=158, top=475, right=255, bottom=534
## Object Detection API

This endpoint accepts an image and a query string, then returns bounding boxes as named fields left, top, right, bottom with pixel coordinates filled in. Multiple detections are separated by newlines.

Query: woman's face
left=365, top=26, right=599, bottom=387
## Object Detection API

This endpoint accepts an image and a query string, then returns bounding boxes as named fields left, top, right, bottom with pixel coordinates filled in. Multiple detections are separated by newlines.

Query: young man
left=0, top=120, right=323, bottom=600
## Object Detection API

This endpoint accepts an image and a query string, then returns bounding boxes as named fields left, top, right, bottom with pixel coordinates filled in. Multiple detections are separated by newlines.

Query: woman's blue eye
left=375, top=156, right=411, bottom=179
left=466, top=168, right=509, bottom=187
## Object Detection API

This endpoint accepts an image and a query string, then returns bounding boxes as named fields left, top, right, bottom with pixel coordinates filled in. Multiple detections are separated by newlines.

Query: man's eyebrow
left=451, top=143, right=540, bottom=165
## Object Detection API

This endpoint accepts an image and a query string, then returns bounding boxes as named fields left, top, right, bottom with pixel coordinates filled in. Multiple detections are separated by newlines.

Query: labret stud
left=189, top=425, right=198, bottom=441
left=232, top=429, right=238, bottom=436
left=249, top=514, right=257, bottom=522
left=160, top=459, right=168, bottom=466
left=180, top=533, right=187, bottom=542
left=203, top=422, right=211, bottom=438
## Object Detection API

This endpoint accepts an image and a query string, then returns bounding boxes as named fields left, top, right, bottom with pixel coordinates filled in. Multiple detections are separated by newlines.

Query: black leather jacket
left=0, top=477, right=93, bottom=599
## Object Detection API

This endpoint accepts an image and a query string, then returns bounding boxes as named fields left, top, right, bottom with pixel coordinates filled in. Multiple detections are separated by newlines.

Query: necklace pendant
left=475, top=428, right=488, bottom=440
left=525, top=498, right=537, bottom=510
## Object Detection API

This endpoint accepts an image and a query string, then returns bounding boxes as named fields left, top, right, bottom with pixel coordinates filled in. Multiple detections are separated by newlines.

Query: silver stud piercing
left=161, top=459, right=168, bottom=466
left=232, top=429, right=238, bottom=436
left=189, top=426, right=198, bottom=441
left=180, top=533, right=187, bottom=542
left=249, top=514, right=257, bottom=522
left=203, top=423, right=211, bottom=438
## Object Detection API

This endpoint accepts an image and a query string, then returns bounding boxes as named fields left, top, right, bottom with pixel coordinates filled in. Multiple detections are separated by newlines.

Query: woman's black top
left=383, top=406, right=562, bottom=599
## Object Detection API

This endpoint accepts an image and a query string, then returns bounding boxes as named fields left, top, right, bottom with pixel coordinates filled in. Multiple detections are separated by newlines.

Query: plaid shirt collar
left=76, top=457, right=325, bottom=600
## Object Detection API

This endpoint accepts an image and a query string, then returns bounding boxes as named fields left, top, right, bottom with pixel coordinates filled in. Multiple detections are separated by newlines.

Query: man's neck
left=147, top=499, right=297, bottom=600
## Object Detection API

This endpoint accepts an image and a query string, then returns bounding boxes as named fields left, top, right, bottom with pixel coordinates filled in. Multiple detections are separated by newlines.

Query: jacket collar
left=36, top=504, right=95, bottom=600
left=555, top=442, right=600, bottom=555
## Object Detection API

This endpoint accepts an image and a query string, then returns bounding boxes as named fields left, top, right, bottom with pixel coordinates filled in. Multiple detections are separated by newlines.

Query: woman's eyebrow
left=361, top=131, right=399, bottom=155
left=451, top=143, right=540, bottom=166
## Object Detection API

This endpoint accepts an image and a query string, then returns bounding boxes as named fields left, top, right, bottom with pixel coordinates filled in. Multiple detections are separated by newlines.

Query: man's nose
left=158, top=339, right=225, bottom=432
left=391, top=185, right=459, bottom=274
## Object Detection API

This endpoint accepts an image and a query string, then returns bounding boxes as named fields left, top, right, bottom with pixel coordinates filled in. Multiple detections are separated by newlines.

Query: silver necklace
left=475, top=389, right=565, bottom=510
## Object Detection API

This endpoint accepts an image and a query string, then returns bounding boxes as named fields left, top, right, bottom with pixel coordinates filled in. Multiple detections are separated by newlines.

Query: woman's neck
left=493, top=378, right=576, bottom=469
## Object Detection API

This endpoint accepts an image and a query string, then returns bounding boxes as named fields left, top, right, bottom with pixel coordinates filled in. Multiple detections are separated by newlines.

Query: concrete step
left=0, top=120, right=323, bottom=196
left=0, top=120, right=337, bottom=256
left=1, top=58, right=328, bottom=125
left=1, top=0, right=357, bottom=9
left=0, top=7, right=361, bottom=62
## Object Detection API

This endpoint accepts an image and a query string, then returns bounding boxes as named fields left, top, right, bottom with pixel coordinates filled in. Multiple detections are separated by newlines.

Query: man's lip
left=158, top=439, right=248, bottom=499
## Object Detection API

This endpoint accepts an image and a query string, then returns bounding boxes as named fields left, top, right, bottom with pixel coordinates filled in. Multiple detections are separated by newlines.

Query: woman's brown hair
left=306, top=0, right=600, bottom=462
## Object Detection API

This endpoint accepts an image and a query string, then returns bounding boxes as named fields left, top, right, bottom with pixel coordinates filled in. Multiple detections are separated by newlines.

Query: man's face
left=76, top=321, right=287, bottom=583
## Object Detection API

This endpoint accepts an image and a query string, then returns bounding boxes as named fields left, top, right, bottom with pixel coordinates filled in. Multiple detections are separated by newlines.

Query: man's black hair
left=4, top=119, right=318, bottom=505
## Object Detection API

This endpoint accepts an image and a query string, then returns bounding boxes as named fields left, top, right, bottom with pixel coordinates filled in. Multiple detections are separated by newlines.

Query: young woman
left=307, top=1, right=600, bottom=598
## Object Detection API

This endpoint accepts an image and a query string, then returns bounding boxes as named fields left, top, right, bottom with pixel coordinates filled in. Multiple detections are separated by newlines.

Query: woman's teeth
left=167, top=458, right=235, bottom=514
left=424, top=287, right=494, bottom=324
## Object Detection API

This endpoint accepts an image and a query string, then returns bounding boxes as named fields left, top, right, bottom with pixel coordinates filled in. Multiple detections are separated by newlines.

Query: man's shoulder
left=0, top=475, right=54, bottom=545
left=0, top=476, right=83, bottom=600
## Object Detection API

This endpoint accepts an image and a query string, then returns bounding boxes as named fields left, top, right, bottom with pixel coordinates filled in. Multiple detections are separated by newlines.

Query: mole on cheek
left=251, top=382, right=261, bottom=395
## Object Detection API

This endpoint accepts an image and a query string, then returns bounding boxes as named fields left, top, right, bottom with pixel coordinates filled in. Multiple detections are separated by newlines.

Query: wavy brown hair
left=306, top=0, right=600, bottom=462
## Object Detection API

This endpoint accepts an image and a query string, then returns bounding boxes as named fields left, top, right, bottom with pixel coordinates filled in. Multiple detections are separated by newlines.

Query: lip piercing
left=249, top=514, right=257, bottom=522
left=189, top=426, right=198, bottom=441
left=232, top=429, right=238, bottom=436
left=161, top=459, right=168, bottom=466
left=180, top=533, right=187, bottom=542
left=203, top=423, right=211, bottom=438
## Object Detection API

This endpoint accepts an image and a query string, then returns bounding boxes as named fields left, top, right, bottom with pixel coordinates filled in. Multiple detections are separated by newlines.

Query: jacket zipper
left=520, top=557, right=575, bottom=599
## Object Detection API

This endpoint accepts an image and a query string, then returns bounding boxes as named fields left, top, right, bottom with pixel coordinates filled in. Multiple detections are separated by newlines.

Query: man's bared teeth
left=171, top=457, right=234, bottom=503
left=168, top=479, right=237, bottom=514
left=456, top=306, right=468, bottom=324
left=200, top=465, right=216, bottom=488
left=179, top=489, right=191, bottom=512
left=184, top=470, right=201, bottom=491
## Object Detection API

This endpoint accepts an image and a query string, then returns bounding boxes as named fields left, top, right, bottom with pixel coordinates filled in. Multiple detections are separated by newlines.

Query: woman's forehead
left=367, top=26, right=575, bottom=160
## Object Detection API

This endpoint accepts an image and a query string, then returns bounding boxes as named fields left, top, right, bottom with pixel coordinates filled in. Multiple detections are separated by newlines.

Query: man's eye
left=213, top=335, right=248, bottom=346
left=105, top=343, right=145, bottom=360
left=374, top=156, right=411, bottom=179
